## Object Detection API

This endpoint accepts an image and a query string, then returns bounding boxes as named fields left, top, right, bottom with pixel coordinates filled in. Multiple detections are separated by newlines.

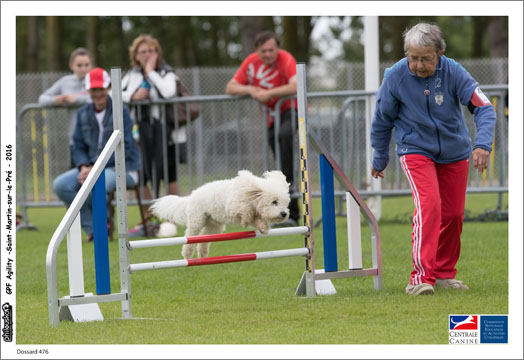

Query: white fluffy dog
left=150, top=170, right=291, bottom=259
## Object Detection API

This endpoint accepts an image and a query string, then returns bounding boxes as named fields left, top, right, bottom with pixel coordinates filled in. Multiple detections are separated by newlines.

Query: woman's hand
left=131, top=87, right=150, bottom=101
left=371, top=165, right=384, bottom=179
left=472, top=148, right=490, bottom=173
left=144, top=52, right=158, bottom=75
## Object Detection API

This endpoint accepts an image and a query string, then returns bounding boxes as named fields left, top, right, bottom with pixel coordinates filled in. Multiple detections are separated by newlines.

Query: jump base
left=58, top=293, right=104, bottom=323
left=296, top=269, right=337, bottom=296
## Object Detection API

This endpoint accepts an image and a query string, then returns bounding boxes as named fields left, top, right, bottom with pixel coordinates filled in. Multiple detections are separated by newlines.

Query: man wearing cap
left=53, top=67, right=141, bottom=241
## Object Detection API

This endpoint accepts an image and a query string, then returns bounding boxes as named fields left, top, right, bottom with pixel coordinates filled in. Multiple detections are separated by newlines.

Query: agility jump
left=128, top=226, right=309, bottom=272
left=46, top=65, right=382, bottom=326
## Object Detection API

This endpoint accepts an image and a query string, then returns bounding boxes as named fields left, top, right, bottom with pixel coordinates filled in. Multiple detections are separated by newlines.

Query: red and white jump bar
left=129, top=247, right=310, bottom=272
left=128, top=226, right=309, bottom=249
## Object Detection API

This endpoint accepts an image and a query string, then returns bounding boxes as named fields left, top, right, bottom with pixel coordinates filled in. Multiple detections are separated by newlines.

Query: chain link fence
left=16, top=58, right=508, bottom=225
left=16, top=58, right=508, bottom=109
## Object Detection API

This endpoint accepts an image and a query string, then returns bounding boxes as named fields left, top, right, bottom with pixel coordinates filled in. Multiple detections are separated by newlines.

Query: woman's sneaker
left=435, top=278, right=469, bottom=290
left=405, top=283, right=434, bottom=295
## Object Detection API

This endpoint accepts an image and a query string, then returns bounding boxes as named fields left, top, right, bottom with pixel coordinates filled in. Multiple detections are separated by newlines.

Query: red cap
left=85, top=67, right=111, bottom=89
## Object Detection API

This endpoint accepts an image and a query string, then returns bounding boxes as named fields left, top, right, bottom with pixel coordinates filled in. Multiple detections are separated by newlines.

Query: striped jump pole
left=128, top=226, right=309, bottom=249
left=295, top=62, right=317, bottom=298
left=129, top=248, right=309, bottom=272
left=294, top=62, right=339, bottom=297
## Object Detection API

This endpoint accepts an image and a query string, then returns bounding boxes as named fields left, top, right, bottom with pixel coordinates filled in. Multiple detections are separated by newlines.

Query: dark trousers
left=69, top=145, right=75, bottom=169
left=268, top=108, right=299, bottom=222
left=138, top=119, right=178, bottom=198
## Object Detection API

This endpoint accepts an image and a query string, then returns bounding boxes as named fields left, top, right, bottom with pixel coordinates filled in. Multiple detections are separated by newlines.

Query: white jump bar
left=128, top=226, right=309, bottom=249
left=129, top=247, right=310, bottom=272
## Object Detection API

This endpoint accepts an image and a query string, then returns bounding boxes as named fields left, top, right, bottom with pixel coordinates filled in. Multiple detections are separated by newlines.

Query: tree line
left=16, top=16, right=507, bottom=73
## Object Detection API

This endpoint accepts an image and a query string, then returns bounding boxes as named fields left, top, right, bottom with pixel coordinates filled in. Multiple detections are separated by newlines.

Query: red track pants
left=400, top=154, right=470, bottom=286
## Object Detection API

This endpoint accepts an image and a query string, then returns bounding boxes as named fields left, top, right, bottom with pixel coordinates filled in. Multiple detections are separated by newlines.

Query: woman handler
left=370, top=23, right=496, bottom=295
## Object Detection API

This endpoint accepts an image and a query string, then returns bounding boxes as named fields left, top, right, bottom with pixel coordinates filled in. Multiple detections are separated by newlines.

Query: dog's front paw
left=240, top=211, right=256, bottom=229
left=257, top=222, right=270, bottom=234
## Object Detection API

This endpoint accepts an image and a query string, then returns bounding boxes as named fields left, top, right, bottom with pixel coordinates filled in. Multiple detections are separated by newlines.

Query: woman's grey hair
left=403, top=23, right=446, bottom=55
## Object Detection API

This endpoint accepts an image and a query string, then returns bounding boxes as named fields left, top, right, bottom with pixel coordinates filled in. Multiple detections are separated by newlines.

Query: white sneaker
left=435, top=278, right=469, bottom=290
left=405, top=283, right=434, bottom=295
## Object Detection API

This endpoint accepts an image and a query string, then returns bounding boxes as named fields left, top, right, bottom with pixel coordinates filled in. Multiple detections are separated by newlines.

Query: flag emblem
left=450, top=315, right=478, bottom=330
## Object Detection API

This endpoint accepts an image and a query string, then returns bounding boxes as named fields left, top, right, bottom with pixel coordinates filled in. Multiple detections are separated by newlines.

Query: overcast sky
left=311, top=16, right=354, bottom=60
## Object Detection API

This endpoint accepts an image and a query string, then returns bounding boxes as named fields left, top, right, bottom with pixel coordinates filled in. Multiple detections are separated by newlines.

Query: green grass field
left=15, top=194, right=508, bottom=345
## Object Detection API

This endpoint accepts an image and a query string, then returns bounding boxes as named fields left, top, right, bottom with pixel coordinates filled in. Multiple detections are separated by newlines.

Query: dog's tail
left=149, top=195, right=189, bottom=226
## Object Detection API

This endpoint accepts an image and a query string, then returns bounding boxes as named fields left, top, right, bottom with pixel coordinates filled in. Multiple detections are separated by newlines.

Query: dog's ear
left=263, top=170, right=290, bottom=188
left=226, top=171, right=263, bottom=218
left=236, top=170, right=263, bottom=201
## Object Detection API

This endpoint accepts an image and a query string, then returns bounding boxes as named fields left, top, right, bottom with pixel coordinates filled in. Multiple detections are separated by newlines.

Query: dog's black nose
left=280, top=211, right=288, bottom=218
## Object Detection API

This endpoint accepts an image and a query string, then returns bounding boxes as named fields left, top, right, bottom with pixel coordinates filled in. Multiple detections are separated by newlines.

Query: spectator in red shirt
left=226, top=31, right=299, bottom=226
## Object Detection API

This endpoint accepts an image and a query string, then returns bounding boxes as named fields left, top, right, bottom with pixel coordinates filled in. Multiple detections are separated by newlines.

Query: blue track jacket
left=371, top=56, right=496, bottom=172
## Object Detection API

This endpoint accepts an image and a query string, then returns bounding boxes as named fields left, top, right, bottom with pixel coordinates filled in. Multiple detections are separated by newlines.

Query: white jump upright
left=346, top=193, right=363, bottom=270
left=111, top=66, right=133, bottom=321
left=46, top=64, right=382, bottom=326
left=294, top=62, right=383, bottom=296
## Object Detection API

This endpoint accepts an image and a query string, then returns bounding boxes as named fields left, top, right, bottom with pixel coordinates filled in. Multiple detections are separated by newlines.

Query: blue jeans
left=53, top=167, right=137, bottom=236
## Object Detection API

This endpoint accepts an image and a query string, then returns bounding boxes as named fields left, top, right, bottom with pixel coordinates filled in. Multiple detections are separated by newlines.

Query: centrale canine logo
left=450, top=315, right=478, bottom=330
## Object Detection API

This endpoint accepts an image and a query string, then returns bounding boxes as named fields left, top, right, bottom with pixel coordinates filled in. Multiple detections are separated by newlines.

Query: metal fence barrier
left=16, top=85, right=508, bottom=229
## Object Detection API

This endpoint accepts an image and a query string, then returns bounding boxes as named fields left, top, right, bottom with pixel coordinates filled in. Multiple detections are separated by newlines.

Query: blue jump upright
left=91, top=169, right=111, bottom=295
left=319, top=154, right=338, bottom=272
